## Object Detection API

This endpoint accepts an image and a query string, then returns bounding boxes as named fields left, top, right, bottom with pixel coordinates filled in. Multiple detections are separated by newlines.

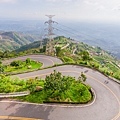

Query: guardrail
left=0, top=91, right=30, bottom=98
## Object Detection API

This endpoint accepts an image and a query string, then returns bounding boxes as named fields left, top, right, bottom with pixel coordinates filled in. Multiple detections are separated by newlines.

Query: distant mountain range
left=0, top=31, right=39, bottom=52
left=0, top=20, right=120, bottom=59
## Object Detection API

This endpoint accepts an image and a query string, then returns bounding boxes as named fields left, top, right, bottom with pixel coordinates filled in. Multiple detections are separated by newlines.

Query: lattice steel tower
left=45, top=15, right=57, bottom=55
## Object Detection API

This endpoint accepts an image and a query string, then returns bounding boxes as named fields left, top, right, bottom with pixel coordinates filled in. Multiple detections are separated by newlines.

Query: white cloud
left=112, top=6, right=120, bottom=11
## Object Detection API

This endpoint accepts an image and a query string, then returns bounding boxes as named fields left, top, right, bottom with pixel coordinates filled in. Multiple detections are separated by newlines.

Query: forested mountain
left=0, top=31, right=37, bottom=52
left=15, top=38, right=48, bottom=52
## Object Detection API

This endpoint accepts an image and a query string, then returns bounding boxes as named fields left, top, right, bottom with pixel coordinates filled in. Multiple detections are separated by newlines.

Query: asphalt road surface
left=2, top=55, right=62, bottom=68
left=0, top=55, right=120, bottom=120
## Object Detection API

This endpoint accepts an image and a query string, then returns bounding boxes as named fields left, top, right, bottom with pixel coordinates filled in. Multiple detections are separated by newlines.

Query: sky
left=0, top=0, right=120, bottom=23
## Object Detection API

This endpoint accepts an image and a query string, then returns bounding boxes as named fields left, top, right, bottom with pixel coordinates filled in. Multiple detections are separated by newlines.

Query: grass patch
left=0, top=75, right=44, bottom=93
left=0, top=69, right=92, bottom=104
left=4, top=60, right=42, bottom=74
left=17, top=82, right=92, bottom=104
left=16, top=71, right=92, bottom=104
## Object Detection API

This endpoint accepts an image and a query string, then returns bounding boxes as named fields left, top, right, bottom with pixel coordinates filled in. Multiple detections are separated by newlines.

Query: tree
left=78, top=72, right=87, bottom=82
left=79, top=51, right=90, bottom=61
left=10, top=60, right=22, bottom=67
left=44, top=70, right=75, bottom=100
left=55, top=47, right=61, bottom=57
left=26, top=58, right=31, bottom=64
left=81, top=72, right=87, bottom=82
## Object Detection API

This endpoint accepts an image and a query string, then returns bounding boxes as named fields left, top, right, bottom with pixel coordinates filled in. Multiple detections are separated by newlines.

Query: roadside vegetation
left=1, top=58, right=42, bottom=74
left=17, top=71, right=92, bottom=103
left=54, top=37, right=120, bottom=81
left=0, top=71, right=92, bottom=104
left=0, top=74, right=28, bottom=93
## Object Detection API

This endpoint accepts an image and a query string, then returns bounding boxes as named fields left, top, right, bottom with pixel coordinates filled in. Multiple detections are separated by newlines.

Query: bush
left=43, top=70, right=92, bottom=103
left=44, top=70, right=75, bottom=100
left=26, top=58, right=31, bottom=64
left=10, top=60, right=22, bottom=67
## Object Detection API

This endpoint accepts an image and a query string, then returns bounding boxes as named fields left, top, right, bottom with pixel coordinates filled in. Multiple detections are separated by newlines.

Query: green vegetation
left=17, top=71, right=92, bottom=104
left=4, top=58, right=42, bottom=74
left=55, top=36, right=68, bottom=48
left=1, top=35, right=120, bottom=104
left=0, top=71, right=92, bottom=104
left=0, top=74, right=44, bottom=93
left=0, top=60, right=4, bottom=74
left=0, top=36, right=120, bottom=81
left=53, top=37, right=120, bottom=81
left=0, top=32, right=35, bottom=52
left=62, top=56, right=75, bottom=63
left=0, top=75, right=26, bottom=93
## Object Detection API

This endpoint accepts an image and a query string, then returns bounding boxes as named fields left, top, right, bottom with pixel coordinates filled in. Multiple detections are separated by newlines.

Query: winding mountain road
left=2, top=55, right=62, bottom=68
left=0, top=55, right=120, bottom=120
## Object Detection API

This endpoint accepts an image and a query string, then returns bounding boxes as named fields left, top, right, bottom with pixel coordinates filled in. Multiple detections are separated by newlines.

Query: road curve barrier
left=0, top=91, right=30, bottom=98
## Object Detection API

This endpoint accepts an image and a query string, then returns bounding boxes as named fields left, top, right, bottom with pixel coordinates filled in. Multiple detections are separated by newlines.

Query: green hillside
left=15, top=38, right=48, bottom=52
left=0, top=36, right=119, bottom=81
left=0, top=32, right=36, bottom=52
left=13, top=36, right=120, bottom=80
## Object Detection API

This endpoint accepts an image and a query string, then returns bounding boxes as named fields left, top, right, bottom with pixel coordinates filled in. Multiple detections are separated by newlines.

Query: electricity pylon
left=45, top=15, right=57, bottom=55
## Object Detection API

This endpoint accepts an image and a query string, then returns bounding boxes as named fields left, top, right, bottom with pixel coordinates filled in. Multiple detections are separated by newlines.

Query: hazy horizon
left=1, top=0, right=120, bottom=23
left=0, top=20, right=120, bottom=59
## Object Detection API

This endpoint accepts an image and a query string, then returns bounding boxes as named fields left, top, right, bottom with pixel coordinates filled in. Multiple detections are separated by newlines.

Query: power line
left=40, top=17, right=107, bottom=50
left=57, top=23, right=106, bottom=43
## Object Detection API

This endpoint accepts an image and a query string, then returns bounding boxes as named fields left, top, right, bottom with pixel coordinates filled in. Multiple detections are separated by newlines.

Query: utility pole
left=45, top=15, right=57, bottom=55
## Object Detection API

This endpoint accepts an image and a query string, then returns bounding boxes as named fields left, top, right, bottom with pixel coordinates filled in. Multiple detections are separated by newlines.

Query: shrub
left=10, top=60, right=22, bottom=67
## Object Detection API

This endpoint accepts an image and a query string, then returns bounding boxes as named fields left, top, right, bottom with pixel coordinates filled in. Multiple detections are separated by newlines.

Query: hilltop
left=16, top=36, right=116, bottom=61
